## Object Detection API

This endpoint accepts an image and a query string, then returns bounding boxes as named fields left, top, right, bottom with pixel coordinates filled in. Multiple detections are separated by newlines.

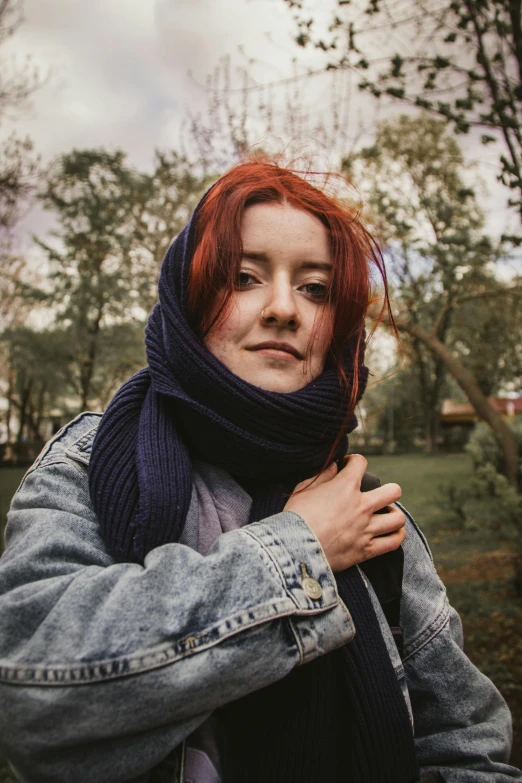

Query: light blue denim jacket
left=0, top=413, right=519, bottom=783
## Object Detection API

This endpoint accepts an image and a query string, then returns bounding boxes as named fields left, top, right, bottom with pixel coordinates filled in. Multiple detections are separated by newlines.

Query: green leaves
left=282, top=0, right=522, bottom=223
left=390, top=54, right=404, bottom=78
left=385, top=86, right=405, bottom=98
left=24, top=147, right=209, bottom=412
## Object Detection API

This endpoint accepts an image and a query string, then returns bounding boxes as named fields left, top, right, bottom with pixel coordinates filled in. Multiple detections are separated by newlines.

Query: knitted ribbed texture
left=88, top=192, right=419, bottom=780
left=219, top=652, right=346, bottom=781
left=219, top=479, right=420, bottom=783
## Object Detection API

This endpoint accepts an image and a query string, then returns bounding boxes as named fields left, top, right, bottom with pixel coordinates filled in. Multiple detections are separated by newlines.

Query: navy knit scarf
left=88, top=195, right=419, bottom=782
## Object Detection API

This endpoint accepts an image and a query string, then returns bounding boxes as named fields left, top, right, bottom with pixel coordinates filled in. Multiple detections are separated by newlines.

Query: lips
left=247, top=341, right=304, bottom=359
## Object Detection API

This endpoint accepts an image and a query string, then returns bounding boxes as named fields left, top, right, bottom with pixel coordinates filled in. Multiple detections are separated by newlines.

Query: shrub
left=466, top=418, right=522, bottom=478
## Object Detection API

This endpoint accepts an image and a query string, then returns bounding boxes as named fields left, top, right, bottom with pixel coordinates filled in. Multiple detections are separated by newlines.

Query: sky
left=4, top=0, right=305, bottom=168
left=2, top=0, right=520, bottom=257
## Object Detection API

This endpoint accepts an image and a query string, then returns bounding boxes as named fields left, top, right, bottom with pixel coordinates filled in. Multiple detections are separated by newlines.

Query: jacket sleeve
left=401, top=513, right=521, bottom=782
left=0, top=453, right=353, bottom=783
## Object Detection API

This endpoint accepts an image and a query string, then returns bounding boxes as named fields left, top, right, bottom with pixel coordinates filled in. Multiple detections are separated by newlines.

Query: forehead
left=241, top=202, right=330, bottom=260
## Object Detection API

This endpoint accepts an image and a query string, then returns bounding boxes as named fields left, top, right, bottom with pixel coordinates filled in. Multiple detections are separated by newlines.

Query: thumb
left=294, top=461, right=338, bottom=493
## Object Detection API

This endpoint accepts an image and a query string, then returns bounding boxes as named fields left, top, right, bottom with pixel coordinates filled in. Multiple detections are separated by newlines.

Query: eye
left=300, top=282, right=328, bottom=301
left=236, top=271, right=258, bottom=289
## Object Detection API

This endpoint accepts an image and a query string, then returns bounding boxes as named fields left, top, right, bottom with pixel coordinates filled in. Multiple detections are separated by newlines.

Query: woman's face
left=204, top=202, right=333, bottom=393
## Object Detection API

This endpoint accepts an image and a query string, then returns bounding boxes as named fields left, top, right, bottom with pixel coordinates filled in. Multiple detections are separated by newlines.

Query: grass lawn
left=366, top=452, right=522, bottom=767
left=365, top=452, right=502, bottom=565
left=0, top=468, right=25, bottom=553
left=0, top=455, right=520, bottom=773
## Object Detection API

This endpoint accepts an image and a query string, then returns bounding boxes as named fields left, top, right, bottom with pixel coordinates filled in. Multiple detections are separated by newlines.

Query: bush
left=466, top=418, right=522, bottom=478
left=468, top=463, right=521, bottom=544
left=441, top=463, right=522, bottom=541
left=441, top=419, right=522, bottom=557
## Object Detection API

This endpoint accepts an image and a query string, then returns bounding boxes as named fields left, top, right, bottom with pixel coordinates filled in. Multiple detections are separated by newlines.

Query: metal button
left=302, top=577, right=323, bottom=600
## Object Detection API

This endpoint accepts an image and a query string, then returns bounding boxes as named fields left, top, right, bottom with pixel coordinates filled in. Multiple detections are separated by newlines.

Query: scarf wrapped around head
left=88, top=193, right=367, bottom=564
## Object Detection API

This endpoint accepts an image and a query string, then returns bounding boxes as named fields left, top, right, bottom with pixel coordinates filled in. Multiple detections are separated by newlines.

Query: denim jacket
left=0, top=413, right=519, bottom=783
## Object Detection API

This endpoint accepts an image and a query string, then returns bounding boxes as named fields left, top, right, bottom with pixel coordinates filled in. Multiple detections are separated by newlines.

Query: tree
left=35, top=149, right=150, bottom=409
left=342, top=113, right=520, bottom=481
left=0, top=0, right=42, bottom=329
left=0, top=326, right=74, bottom=443
left=188, top=65, right=521, bottom=481
left=392, top=314, right=520, bottom=485
left=0, top=0, right=42, bottom=238
left=451, top=277, right=522, bottom=395
left=33, top=148, right=210, bottom=412
left=348, top=114, right=495, bottom=450
left=358, top=363, right=426, bottom=453
left=131, top=150, right=214, bottom=314
left=183, top=55, right=361, bottom=173
left=0, top=0, right=42, bottom=229
left=283, top=0, right=522, bottom=235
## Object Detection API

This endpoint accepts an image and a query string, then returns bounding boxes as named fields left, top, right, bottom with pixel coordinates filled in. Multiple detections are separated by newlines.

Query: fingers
left=363, top=508, right=407, bottom=562
left=366, top=526, right=407, bottom=560
left=369, top=507, right=406, bottom=537
left=364, top=482, right=402, bottom=512
left=336, top=453, right=368, bottom=485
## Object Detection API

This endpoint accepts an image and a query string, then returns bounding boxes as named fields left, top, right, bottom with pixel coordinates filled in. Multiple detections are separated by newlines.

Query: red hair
left=187, top=160, right=392, bottom=458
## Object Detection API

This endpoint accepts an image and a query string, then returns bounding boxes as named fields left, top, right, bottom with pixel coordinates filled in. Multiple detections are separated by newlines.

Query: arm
left=0, top=456, right=353, bottom=783
left=401, top=513, right=521, bottom=781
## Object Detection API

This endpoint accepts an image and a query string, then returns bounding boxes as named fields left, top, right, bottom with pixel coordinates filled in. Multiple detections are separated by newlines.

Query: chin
left=247, top=374, right=310, bottom=394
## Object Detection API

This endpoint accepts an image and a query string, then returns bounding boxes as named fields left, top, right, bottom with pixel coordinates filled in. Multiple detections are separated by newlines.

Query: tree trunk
left=424, top=355, right=445, bottom=453
left=16, top=376, right=33, bottom=444
left=424, top=409, right=440, bottom=453
left=27, top=384, right=45, bottom=441
left=6, top=364, right=13, bottom=443
left=397, top=320, right=520, bottom=486
left=80, top=306, right=104, bottom=411
left=34, top=383, right=46, bottom=440
left=410, top=340, right=434, bottom=452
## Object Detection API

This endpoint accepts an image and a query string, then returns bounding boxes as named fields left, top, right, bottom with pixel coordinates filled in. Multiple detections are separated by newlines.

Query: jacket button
left=302, top=577, right=322, bottom=600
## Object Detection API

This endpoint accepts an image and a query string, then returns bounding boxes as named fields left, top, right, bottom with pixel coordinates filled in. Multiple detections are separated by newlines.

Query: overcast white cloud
left=2, top=0, right=519, bottom=253
left=3, top=0, right=301, bottom=167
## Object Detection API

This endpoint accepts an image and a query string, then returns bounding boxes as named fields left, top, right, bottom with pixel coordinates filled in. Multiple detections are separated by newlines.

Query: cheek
left=204, top=299, right=251, bottom=357
left=205, top=324, right=234, bottom=360
left=309, top=310, right=333, bottom=364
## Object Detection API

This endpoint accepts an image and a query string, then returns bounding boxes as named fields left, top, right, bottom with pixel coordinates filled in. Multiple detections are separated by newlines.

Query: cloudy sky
left=5, top=0, right=308, bottom=166
left=3, top=0, right=519, bottom=251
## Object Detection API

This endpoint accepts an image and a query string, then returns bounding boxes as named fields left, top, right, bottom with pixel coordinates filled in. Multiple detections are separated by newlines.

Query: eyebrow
left=242, top=250, right=332, bottom=271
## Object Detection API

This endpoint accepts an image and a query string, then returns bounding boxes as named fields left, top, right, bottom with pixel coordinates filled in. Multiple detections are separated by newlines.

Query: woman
left=0, top=161, right=519, bottom=783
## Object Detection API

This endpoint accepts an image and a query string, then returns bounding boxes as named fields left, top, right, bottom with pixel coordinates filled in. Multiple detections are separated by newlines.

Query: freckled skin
left=205, top=202, right=333, bottom=393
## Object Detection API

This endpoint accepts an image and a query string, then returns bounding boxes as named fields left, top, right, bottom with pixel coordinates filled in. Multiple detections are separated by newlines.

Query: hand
left=284, top=455, right=406, bottom=573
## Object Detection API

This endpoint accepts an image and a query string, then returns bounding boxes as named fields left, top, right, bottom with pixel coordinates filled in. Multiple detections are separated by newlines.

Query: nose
left=260, top=279, right=301, bottom=330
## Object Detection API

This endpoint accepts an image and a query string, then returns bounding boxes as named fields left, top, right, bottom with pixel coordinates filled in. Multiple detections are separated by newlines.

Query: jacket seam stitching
left=16, top=413, right=99, bottom=492
left=396, top=501, right=433, bottom=562
left=0, top=600, right=300, bottom=687
left=240, top=527, right=301, bottom=610
left=20, top=457, right=87, bottom=484
left=286, top=617, right=305, bottom=665
left=402, top=599, right=451, bottom=662
left=16, top=456, right=88, bottom=495
left=241, top=527, right=338, bottom=613
left=64, top=420, right=101, bottom=464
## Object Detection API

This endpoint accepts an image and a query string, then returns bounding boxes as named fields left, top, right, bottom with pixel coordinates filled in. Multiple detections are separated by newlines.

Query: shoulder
left=5, top=413, right=107, bottom=560
left=44, top=411, right=101, bottom=460
left=397, top=502, right=451, bottom=661
left=30, top=412, right=101, bottom=471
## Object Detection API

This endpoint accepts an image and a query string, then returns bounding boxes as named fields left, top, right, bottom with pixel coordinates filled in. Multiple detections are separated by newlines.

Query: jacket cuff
left=243, top=511, right=355, bottom=664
